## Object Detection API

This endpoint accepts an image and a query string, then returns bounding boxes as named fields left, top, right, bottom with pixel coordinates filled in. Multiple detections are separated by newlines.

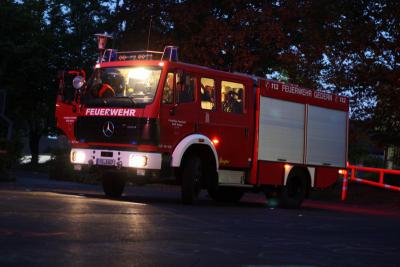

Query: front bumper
left=70, top=148, right=162, bottom=170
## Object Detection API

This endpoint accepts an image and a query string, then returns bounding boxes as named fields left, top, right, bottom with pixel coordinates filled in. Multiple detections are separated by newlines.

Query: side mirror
left=73, top=76, right=85, bottom=90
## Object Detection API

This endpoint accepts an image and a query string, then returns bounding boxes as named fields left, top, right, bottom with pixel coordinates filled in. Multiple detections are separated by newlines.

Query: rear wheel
left=280, top=173, right=307, bottom=208
left=181, top=155, right=202, bottom=204
left=102, top=171, right=126, bottom=197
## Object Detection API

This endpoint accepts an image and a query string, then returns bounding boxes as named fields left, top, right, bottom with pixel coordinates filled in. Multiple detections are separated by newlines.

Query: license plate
left=96, top=158, right=115, bottom=166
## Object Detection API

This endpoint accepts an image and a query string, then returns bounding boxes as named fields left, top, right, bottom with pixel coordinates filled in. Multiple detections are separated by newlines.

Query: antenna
left=146, top=16, right=153, bottom=51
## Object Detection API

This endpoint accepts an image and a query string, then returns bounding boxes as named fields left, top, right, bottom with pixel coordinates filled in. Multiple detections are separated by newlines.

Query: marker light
left=212, top=137, right=220, bottom=146
left=338, top=169, right=347, bottom=175
left=71, top=150, right=86, bottom=164
left=284, top=164, right=292, bottom=169
left=128, top=68, right=150, bottom=81
left=129, top=155, right=148, bottom=168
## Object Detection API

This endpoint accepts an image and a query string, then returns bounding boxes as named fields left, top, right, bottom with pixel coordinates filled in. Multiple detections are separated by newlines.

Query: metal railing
left=341, top=164, right=400, bottom=200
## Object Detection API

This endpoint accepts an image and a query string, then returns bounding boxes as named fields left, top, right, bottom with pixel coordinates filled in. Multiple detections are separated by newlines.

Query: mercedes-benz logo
left=102, top=121, right=115, bottom=137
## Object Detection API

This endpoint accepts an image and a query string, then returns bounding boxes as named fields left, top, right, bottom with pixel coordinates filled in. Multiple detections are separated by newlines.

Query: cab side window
left=177, top=72, right=195, bottom=103
left=162, top=72, right=174, bottom=104
left=200, top=78, right=216, bottom=110
left=221, top=81, right=244, bottom=114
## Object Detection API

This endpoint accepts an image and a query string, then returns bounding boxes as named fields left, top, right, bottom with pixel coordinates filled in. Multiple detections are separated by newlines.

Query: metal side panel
left=258, top=97, right=305, bottom=163
left=306, top=105, right=347, bottom=168
left=218, top=170, right=245, bottom=184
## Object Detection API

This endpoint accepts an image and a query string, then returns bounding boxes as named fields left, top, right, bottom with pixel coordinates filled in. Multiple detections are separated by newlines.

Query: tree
left=1, top=0, right=399, bottom=165
left=110, top=0, right=174, bottom=51
left=0, top=0, right=51, bottom=164
left=0, top=0, right=112, bottom=164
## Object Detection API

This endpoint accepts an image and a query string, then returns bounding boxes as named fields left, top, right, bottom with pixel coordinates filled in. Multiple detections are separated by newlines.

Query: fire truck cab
left=55, top=43, right=348, bottom=208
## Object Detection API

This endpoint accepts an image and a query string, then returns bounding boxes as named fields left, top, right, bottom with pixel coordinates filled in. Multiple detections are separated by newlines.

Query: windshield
left=85, top=66, right=162, bottom=106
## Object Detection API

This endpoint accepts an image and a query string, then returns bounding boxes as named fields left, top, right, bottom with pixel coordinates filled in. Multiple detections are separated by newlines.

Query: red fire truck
left=55, top=38, right=348, bottom=208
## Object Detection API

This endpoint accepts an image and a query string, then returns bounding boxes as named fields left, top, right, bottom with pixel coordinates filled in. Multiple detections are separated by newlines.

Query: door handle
left=169, top=104, right=178, bottom=115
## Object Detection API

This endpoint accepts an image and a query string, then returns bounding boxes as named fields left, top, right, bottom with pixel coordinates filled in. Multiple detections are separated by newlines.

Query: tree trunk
left=29, top=130, right=41, bottom=165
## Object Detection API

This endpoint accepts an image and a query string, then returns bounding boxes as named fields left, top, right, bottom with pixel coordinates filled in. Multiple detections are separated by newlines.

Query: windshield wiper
left=99, top=97, right=136, bottom=107
left=84, top=96, right=139, bottom=108
left=111, top=97, right=136, bottom=105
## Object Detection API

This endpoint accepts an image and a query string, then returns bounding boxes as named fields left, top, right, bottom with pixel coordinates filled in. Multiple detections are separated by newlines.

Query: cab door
left=55, top=70, right=85, bottom=141
left=159, top=69, right=199, bottom=150
left=198, top=78, right=254, bottom=169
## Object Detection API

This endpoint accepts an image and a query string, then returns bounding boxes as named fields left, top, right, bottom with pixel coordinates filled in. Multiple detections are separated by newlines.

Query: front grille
left=75, top=117, right=139, bottom=144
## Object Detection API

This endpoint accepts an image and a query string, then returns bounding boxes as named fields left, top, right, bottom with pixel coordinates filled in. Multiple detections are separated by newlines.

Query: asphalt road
left=0, top=172, right=399, bottom=267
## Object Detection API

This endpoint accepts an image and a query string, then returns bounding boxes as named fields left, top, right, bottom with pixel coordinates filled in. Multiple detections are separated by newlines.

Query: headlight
left=71, top=150, right=86, bottom=163
left=129, top=155, right=147, bottom=168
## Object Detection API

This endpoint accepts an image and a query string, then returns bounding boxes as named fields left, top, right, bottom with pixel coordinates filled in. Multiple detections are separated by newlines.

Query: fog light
left=129, top=155, right=147, bottom=168
left=71, top=150, right=86, bottom=163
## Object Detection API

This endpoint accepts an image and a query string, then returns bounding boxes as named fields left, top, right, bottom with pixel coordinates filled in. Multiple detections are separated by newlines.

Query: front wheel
left=102, top=171, right=126, bottom=197
left=181, top=155, right=202, bottom=204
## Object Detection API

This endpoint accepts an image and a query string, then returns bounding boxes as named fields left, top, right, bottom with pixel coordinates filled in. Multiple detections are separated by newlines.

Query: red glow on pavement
left=303, top=200, right=400, bottom=218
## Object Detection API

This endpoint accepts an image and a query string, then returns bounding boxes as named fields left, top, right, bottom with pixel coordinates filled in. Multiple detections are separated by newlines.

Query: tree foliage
left=0, top=0, right=109, bottom=164
left=0, top=0, right=399, bottom=163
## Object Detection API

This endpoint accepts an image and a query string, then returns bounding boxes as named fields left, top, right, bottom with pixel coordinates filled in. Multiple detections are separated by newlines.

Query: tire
left=280, top=174, right=307, bottom=208
left=102, top=171, right=126, bottom=197
left=181, top=155, right=202, bottom=204
left=208, top=186, right=244, bottom=203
